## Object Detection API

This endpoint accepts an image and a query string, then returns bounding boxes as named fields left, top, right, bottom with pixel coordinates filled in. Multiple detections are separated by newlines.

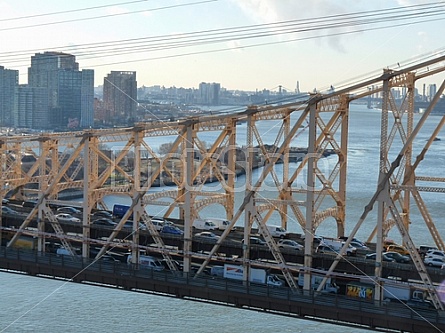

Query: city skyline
left=0, top=1, right=445, bottom=93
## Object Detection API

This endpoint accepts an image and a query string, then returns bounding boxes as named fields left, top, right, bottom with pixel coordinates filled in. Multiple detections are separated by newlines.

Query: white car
left=277, top=239, right=304, bottom=251
left=194, top=231, right=220, bottom=242
left=55, top=213, right=81, bottom=223
left=425, top=250, right=445, bottom=261
left=424, top=257, right=445, bottom=268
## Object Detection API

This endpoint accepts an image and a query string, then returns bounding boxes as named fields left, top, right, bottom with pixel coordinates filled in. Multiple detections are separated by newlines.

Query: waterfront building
left=27, top=51, right=94, bottom=129
left=0, top=65, right=19, bottom=127
left=103, top=71, right=137, bottom=125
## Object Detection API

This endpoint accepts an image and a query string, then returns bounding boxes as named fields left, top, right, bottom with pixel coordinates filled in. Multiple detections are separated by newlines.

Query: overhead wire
left=1, top=1, right=445, bottom=66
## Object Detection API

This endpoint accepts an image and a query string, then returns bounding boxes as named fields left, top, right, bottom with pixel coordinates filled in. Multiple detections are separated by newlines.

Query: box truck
left=223, top=264, right=284, bottom=287
left=346, top=279, right=426, bottom=303
left=298, top=271, right=339, bottom=293
left=113, top=204, right=133, bottom=218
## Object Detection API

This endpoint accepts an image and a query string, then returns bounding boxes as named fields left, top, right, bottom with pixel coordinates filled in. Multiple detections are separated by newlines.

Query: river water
left=1, top=104, right=444, bottom=332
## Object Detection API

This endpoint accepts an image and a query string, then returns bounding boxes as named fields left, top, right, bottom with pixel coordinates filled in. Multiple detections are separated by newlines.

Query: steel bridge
left=2, top=54, right=445, bottom=314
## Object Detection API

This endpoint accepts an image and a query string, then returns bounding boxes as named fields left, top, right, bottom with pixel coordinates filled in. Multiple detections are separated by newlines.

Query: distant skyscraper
left=27, top=51, right=94, bottom=129
left=198, top=82, right=220, bottom=105
left=14, top=85, right=49, bottom=129
left=103, top=71, right=137, bottom=125
left=428, top=84, right=437, bottom=101
left=0, top=65, right=19, bottom=127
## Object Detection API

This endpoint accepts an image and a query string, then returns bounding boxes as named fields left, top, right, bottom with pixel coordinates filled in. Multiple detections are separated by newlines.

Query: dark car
left=1, top=206, right=19, bottom=215
left=123, top=220, right=146, bottom=230
left=161, top=225, right=184, bottom=235
left=242, top=236, right=266, bottom=245
left=92, top=218, right=117, bottom=227
left=316, top=245, right=338, bottom=255
left=160, top=259, right=183, bottom=271
left=57, top=206, right=81, bottom=215
left=383, top=251, right=411, bottom=263
left=91, top=210, right=113, bottom=219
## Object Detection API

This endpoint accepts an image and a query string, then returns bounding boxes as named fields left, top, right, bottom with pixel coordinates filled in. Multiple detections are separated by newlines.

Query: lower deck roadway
left=1, top=247, right=444, bottom=333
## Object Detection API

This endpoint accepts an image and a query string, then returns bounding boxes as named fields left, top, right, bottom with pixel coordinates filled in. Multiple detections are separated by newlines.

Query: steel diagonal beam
left=194, top=104, right=312, bottom=276
left=318, top=78, right=445, bottom=296
left=251, top=124, right=281, bottom=189
left=385, top=201, right=444, bottom=310
left=411, top=189, right=445, bottom=251
left=95, top=126, right=187, bottom=259
left=7, top=136, right=87, bottom=247
left=254, top=212, right=298, bottom=291
left=95, top=138, right=136, bottom=186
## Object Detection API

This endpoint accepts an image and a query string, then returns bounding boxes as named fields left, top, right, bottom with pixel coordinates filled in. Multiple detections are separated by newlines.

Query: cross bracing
left=1, top=53, right=445, bottom=307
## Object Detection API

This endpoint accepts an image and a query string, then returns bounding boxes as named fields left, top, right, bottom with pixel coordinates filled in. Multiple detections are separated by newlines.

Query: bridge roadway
left=1, top=246, right=444, bottom=333
left=2, top=209, right=445, bottom=285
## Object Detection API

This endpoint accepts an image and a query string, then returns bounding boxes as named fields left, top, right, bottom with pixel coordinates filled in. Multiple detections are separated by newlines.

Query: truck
left=319, top=238, right=357, bottom=256
left=204, top=218, right=231, bottom=231
left=112, top=204, right=133, bottom=218
left=346, top=278, right=426, bottom=303
left=266, top=225, right=289, bottom=238
left=297, top=271, right=339, bottom=293
left=7, top=236, right=37, bottom=250
left=127, top=254, right=164, bottom=271
left=223, top=264, right=284, bottom=287
left=192, top=219, right=217, bottom=230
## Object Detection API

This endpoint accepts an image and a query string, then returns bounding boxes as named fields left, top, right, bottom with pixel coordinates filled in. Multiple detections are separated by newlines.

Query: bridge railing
left=0, top=246, right=444, bottom=328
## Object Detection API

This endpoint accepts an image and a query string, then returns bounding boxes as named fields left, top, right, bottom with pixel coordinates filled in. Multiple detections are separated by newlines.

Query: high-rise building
left=14, top=85, right=48, bottom=129
left=103, top=71, right=137, bottom=125
left=27, top=51, right=94, bottom=129
left=0, top=65, right=19, bottom=127
left=428, top=84, right=437, bottom=101
left=198, top=82, right=220, bottom=105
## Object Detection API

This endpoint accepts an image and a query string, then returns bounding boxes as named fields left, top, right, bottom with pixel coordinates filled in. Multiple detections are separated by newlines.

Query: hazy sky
left=1, top=0, right=444, bottom=93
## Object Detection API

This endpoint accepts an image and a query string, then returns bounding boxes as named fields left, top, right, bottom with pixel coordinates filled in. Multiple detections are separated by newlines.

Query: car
left=160, top=225, right=184, bottom=235
left=315, top=244, right=338, bottom=255
left=301, top=234, right=324, bottom=244
left=242, top=236, right=266, bottom=246
left=424, top=257, right=445, bottom=268
left=55, top=213, right=80, bottom=223
left=350, top=240, right=369, bottom=250
left=385, top=244, right=409, bottom=256
left=122, top=220, right=147, bottom=230
left=339, top=236, right=367, bottom=246
left=100, top=255, right=121, bottom=263
left=418, top=245, right=438, bottom=257
left=365, top=252, right=395, bottom=262
left=160, top=259, right=183, bottom=271
left=57, top=206, right=81, bottom=214
left=425, top=250, right=445, bottom=261
left=2, top=198, right=9, bottom=205
left=277, top=239, right=303, bottom=251
left=56, top=247, right=80, bottom=257
left=1, top=206, right=19, bottom=215
left=150, top=218, right=166, bottom=231
left=91, top=210, right=113, bottom=219
left=92, top=218, right=117, bottom=227
left=383, top=251, right=411, bottom=263
left=194, top=231, right=220, bottom=241
left=406, top=298, right=434, bottom=309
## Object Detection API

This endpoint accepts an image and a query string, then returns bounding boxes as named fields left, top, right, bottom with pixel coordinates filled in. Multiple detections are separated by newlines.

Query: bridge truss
left=1, top=54, right=445, bottom=308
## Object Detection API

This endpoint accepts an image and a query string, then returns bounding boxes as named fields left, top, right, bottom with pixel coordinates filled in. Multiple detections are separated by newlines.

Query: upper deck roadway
left=2, top=54, right=445, bottom=331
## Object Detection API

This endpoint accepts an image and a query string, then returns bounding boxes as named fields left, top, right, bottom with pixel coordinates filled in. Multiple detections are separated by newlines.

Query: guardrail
left=0, top=246, right=444, bottom=332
